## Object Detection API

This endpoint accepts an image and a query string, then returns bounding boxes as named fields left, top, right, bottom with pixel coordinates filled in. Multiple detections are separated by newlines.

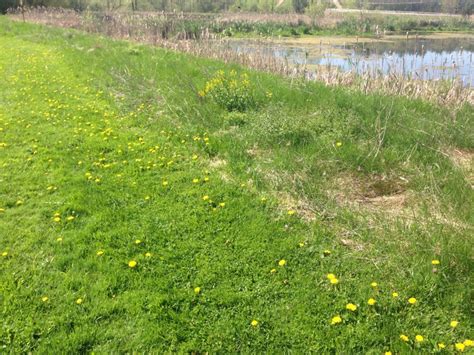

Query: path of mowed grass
left=0, top=18, right=473, bottom=353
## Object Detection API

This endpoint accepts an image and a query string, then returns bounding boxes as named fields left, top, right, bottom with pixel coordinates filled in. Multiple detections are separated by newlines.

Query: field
left=0, top=17, right=473, bottom=352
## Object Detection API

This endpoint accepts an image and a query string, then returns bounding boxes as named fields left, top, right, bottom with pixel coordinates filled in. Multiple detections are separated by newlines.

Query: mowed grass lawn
left=0, top=17, right=473, bottom=352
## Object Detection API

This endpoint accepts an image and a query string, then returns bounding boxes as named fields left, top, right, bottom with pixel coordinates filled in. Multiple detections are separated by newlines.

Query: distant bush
left=199, top=70, right=259, bottom=112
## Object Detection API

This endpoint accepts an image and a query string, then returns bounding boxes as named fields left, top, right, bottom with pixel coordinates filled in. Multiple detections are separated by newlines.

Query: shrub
left=199, top=70, right=258, bottom=112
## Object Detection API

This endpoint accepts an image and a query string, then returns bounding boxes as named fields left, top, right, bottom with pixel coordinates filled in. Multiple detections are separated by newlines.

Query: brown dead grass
left=446, top=148, right=474, bottom=187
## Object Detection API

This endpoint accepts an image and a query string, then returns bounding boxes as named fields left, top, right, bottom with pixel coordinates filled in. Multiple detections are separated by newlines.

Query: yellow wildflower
left=96, top=250, right=104, bottom=256
left=432, top=259, right=440, bottom=265
left=128, top=260, right=137, bottom=268
left=202, top=195, right=209, bottom=201
left=278, top=259, right=286, bottom=267
left=438, top=343, right=446, bottom=349
left=400, top=334, right=409, bottom=342
left=194, top=287, right=201, bottom=294
left=392, top=292, right=399, bottom=298
left=408, top=297, right=417, bottom=304
left=371, top=282, right=378, bottom=287
left=270, top=268, right=276, bottom=273
left=330, top=278, right=339, bottom=284
left=76, top=298, right=83, bottom=305
left=463, top=339, right=473, bottom=347
left=251, top=320, right=259, bottom=327
left=346, top=303, right=357, bottom=311
left=42, top=296, right=49, bottom=302
left=450, top=320, right=459, bottom=328
left=326, top=273, right=336, bottom=280
left=368, top=298, right=376, bottom=306
left=331, top=315, right=342, bottom=325
left=455, top=343, right=465, bottom=352
left=415, top=335, right=424, bottom=343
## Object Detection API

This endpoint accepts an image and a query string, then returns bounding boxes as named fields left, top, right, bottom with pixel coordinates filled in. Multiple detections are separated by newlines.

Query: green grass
left=0, top=17, right=473, bottom=352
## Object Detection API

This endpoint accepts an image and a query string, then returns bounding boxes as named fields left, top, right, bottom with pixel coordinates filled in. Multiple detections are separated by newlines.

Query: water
left=227, top=36, right=474, bottom=86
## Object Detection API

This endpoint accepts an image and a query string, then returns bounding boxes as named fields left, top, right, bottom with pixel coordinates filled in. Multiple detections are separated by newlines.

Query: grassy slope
left=0, top=17, right=473, bottom=352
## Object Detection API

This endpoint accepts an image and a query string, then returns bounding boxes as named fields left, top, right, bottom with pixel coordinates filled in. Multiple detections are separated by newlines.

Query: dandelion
left=202, top=195, right=209, bottom=201
left=368, top=298, right=376, bottom=306
left=450, top=320, right=459, bottom=328
left=438, top=343, right=446, bottom=349
left=270, top=268, right=276, bottom=273
left=370, top=282, right=378, bottom=287
left=323, top=250, right=331, bottom=256
left=330, top=278, right=339, bottom=284
left=2, top=251, right=8, bottom=257
left=278, top=259, right=286, bottom=267
left=192, top=154, right=198, bottom=160
left=194, top=287, right=201, bottom=294
left=260, top=197, right=267, bottom=202
left=76, top=298, right=83, bottom=305
left=219, top=202, right=225, bottom=207
left=251, top=320, right=259, bottom=327
left=326, top=273, right=336, bottom=280
left=66, top=216, right=75, bottom=221
left=400, top=334, right=409, bottom=342
left=203, top=177, right=209, bottom=182
left=287, top=210, right=296, bottom=216
left=128, top=260, right=137, bottom=268
left=464, top=339, right=473, bottom=347
left=299, top=242, right=305, bottom=247
left=96, top=250, right=104, bottom=256
left=192, top=178, right=199, bottom=183
left=0, top=208, right=5, bottom=213
left=415, top=335, right=424, bottom=343
left=385, top=352, right=392, bottom=355
left=16, top=200, right=23, bottom=206
left=408, top=297, right=417, bottom=305
left=331, top=315, right=342, bottom=325
left=144, top=196, right=150, bottom=200
left=336, top=142, right=342, bottom=147
left=53, top=216, right=61, bottom=222
left=432, top=259, right=440, bottom=265
left=135, top=239, right=142, bottom=244
left=392, top=292, right=399, bottom=298
left=346, top=303, right=357, bottom=311
left=42, top=296, right=49, bottom=302
left=145, top=252, right=152, bottom=257
left=56, top=237, right=63, bottom=242
left=162, top=180, right=168, bottom=186
left=455, top=343, right=465, bottom=352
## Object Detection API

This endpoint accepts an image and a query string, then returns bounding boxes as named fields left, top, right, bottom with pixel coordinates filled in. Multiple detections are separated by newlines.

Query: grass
left=0, top=17, right=473, bottom=352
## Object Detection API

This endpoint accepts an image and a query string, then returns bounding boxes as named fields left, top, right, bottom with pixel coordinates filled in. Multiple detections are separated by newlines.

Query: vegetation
left=0, top=17, right=473, bottom=352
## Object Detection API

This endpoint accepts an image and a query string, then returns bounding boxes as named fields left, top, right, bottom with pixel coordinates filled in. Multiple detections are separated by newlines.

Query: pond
left=226, top=34, right=474, bottom=86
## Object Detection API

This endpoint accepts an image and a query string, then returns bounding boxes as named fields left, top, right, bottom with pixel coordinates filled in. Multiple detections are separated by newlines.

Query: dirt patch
left=446, top=148, right=474, bottom=187
left=209, top=157, right=228, bottom=169
left=331, top=173, right=410, bottom=215
left=276, top=191, right=317, bottom=222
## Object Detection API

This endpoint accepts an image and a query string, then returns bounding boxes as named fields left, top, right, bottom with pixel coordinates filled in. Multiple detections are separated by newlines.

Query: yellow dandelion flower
left=346, top=303, right=357, bottom=311
left=330, top=278, right=339, bottom=284
left=251, top=320, right=259, bottom=327
left=400, top=334, right=409, bottom=342
left=326, top=273, right=336, bottom=280
left=2, top=251, right=8, bottom=257
left=194, top=287, right=201, bottom=294
left=0, top=208, right=5, bottom=213
left=53, top=217, right=61, bottom=222
left=145, top=252, right=152, bottom=257
left=202, top=195, right=209, bottom=201
left=432, top=259, right=440, bottom=265
left=56, top=237, right=63, bottom=242
left=371, top=282, right=378, bottom=287
left=336, top=142, right=342, bottom=147
left=219, top=202, right=225, bottom=207
left=455, top=343, right=465, bottom=352
left=162, top=180, right=168, bottom=186
left=278, top=259, right=286, bottom=267
left=323, top=250, right=331, bottom=256
left=16, top=200, right=23, bottom=206
left=415, top=335, right=424, bottom=343
left=76, top=298, right=83, bottom=305
left=144, top=196, right=150, bottom=200
left=135, top=239, right=142, bottom=244
left=203, top=177, right=209, bottom=182
left=463, top=339, right=473, bottom=347
left=270, top=268, right=276, bottom=273
left=66, top=216, right=75, bottom=221
left=128, top=260, right=137, bottom=268
left=331, top=315, right=342, bottom=325
left=392, top=292, right=399, bottom=298
left=96, top=250, right=104, bottom=256
left=438, top=343, right=446, bottom=349
left=287, top=210, right=296, bottom=216
left=385, top=352, right=392, bottom=355
left=408, top=297, right=417, bottom=305
left=450, top=320, right=459, bottom=328
left=299, top=242, right=305, bottom=247
left=368, top=298, right=376, bottom=306
left=192, top=178, right=199, bottom=183
left=192, top=154, right=198, bottom=160
left=42, top=296, right=49, bottom=302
